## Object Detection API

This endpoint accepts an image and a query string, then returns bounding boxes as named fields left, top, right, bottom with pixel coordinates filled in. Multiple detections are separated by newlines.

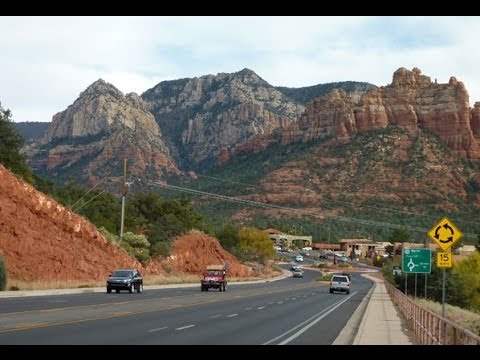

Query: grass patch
left=7, top=279, right=105, bottom=290
left=415, top=299, right=480, bottom=336
left=5, top=267, right=284, bottom=291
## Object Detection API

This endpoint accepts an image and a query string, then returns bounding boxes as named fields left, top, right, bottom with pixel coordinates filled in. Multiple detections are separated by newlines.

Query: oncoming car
left=292, top=269, right=304, bottom=278
left=106, top=269, right=143, bottom=294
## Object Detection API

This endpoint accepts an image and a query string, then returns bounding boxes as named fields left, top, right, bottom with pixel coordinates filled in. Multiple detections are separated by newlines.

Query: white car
left=330, top=275, right=351, bottom=294
left=295, top=255, right=304, bottom=262
left=302, top=246, right=312, bottom=251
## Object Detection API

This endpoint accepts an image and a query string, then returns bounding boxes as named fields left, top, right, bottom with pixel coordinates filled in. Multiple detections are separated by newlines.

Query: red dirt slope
left=0, top=164, right=162, bottom=281
left=164, top=231, right=256, bottom=277
left=0, top=165, right=267, bottom=284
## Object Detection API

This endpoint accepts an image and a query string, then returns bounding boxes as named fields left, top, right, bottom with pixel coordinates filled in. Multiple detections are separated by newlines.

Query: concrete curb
left=332, top=276, right=376, bottom=345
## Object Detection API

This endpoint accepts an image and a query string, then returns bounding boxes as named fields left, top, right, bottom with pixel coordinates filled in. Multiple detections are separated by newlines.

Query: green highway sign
left=402, top=248, right=432, bottom=274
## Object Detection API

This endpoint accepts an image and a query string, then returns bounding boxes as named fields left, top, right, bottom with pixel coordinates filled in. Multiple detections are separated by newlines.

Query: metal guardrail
left=385, top=281, right=480, bottom=345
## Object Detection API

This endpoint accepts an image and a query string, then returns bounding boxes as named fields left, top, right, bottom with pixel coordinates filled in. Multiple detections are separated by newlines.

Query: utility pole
left=120, top=158, right=127, bottom=239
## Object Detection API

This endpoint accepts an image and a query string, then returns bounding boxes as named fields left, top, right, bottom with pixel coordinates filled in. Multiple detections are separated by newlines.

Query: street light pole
left=120, top=158, right=127, bottom=239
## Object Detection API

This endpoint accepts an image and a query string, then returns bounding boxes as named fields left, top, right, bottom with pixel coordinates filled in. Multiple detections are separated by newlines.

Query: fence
left=385, top=281, right=480, bottom=345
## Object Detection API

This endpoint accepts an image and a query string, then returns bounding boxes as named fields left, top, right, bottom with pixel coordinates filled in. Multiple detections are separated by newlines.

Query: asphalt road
left=0, top=267, right=373, bottom=344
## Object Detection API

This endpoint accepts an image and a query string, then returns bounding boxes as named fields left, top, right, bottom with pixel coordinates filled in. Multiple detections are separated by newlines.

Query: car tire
left=137, top=283, right=143, bottom=293
left=116, top=289, right=120, bottom=293
left=129, top=284, right=133, bottom=293
left=346, top=290, right=350, bottom=295
left=107, top=287, right=111, bottom=294
left=223, top=284, right=226, bottom=292
left=330, top=289, right=333, bottom=294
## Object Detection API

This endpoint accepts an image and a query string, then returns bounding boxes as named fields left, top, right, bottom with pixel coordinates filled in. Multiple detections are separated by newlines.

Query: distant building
left=264, top=228, right=312, bottom=248
left=338, top=238, right=374, bottom=258
left=312, top=243, right=341, bottom=251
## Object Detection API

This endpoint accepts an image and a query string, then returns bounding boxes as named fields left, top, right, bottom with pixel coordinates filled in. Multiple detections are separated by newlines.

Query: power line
left=146, top=180, right=478, bottom=240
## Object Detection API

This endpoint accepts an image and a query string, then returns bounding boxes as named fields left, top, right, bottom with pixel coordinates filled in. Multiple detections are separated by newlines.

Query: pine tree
left=0, top=101, right=34, bottom=184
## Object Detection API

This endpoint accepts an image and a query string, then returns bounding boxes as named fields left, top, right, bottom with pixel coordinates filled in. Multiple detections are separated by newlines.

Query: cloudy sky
left=1, top=16, right=480, bottom=123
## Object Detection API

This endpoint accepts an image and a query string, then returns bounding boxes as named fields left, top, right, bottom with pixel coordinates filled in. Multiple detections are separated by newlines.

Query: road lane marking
left=148, top=326, right=168, bottom=332
left=112, top=311, right=131, bottom=316
left=175, top=325, right=195, bottom=330
left=227, top=314, right=238, bottom=318
left=257, top=306, right=265, bottom=310
left=277, top=301, right=283, bottom=304
left=210, top=314, right=222, bottom=319
left=268, top=302, right=274, bottom=305
left=263, top=291, right=358, bottom=345
left=0, top=282, right=324, bottom=333
left=14, top=322, right=50, bottom=329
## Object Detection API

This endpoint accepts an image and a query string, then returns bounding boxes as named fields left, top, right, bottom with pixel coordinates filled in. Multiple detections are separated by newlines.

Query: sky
left=1, top=16, right=480, bottom=123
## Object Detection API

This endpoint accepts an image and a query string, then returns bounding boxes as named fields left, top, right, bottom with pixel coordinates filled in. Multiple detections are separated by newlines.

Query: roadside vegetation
left=379, top=246, right=480, bottom=334
left=0, top=255, right=7, bottom=291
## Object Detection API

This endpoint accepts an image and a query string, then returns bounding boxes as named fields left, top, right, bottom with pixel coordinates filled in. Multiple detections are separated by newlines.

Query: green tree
left=0, top=255, right=7, bottom=291
left=216, top=223, right=240, bottom=251
left=121, top=232, right=151, bottom=265
left=238, top=227, right=275, bottom=263
left=453, top=251, right=480, bottom=312
left=388, top=228, right=411, bottom=243
left=0, top=102, right=33, bottom=184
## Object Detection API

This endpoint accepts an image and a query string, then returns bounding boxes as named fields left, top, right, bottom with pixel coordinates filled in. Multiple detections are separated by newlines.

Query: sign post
left=427, top=217, right=462, bottom=319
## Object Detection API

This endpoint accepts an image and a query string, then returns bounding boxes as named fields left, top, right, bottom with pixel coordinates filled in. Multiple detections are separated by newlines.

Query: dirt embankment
left=0, top=165, right=268, bottom=284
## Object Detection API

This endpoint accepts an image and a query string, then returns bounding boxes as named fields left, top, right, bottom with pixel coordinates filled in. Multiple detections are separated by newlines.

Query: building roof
left=264, top=228, right=283, bottom=235
left=312, top=243, right=341, bottom=249
left=338, top=239, right=373, bottom=244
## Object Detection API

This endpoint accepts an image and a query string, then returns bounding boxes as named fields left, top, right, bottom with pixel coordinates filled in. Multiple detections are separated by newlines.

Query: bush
left=0, top=255, right=7, bottom=291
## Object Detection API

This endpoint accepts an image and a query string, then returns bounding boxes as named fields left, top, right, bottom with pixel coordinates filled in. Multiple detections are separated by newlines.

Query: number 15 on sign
left=436, top=252, right=452, bottom=268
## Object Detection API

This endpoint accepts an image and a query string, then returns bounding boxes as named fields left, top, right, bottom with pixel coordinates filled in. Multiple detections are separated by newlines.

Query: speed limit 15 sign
left=436, top=252, right=452, bottom=268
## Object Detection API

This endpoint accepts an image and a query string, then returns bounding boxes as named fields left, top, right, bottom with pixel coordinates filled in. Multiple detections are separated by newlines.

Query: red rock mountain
left=280, top=67, right=480, bottom=161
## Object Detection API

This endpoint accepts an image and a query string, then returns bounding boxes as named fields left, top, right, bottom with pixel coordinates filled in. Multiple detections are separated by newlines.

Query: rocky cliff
left=281, top=67, right=480, bottom=161
left=141, top=68, right=305, bottom=169
left=27, top=79, right=180, bottom=189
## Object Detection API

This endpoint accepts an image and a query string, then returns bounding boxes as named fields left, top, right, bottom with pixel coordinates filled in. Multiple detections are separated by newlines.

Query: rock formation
left=142, top=68, right=305, bottom=169
left=28, top=79, right=180, bottom=189
left=281, top=67, right=480, bottom=161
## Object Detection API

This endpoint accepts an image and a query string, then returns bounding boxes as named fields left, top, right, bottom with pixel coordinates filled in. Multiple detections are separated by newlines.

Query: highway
left=0, top=267, right=373, bottom=344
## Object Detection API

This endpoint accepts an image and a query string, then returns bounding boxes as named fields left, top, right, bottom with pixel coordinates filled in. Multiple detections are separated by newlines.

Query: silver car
left=292, top=269, right=304, bottom=278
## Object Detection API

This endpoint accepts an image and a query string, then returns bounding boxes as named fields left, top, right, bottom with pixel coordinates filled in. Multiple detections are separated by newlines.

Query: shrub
left=0, top=255, right=7, bottom=291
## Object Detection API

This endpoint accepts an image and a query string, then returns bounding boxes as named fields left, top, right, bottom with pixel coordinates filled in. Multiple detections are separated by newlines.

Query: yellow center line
left=0, top=281, right=325, bottom=334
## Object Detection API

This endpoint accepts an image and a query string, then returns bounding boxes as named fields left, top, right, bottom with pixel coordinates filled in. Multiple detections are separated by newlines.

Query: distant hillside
left=173, top=125, right=480, bottom=244
left=276, top=81, right=377, bottom=105
left=14, top=121, right=49, bottom=141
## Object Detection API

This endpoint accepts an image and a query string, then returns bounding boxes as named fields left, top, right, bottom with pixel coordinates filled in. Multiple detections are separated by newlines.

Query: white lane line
left=277, top=301, right=283, bottom=304
left=175, top=325, right=196, bottom=331
left=257, top=306, right=265, bottom=310
left=292, top=297, right=297, bottom=300
left=263, top=292, right=357, bottom=345
left=210, top=314, right=222, bottom=319
left=245, top=307, right=253, bottom=310
left=227, top=314, right=238, bottom=318
left=148, top=326, right=168, bottom=333
left=303, top=295, right=307, bottom=298
left=268, top=302, right=274, bottom=305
